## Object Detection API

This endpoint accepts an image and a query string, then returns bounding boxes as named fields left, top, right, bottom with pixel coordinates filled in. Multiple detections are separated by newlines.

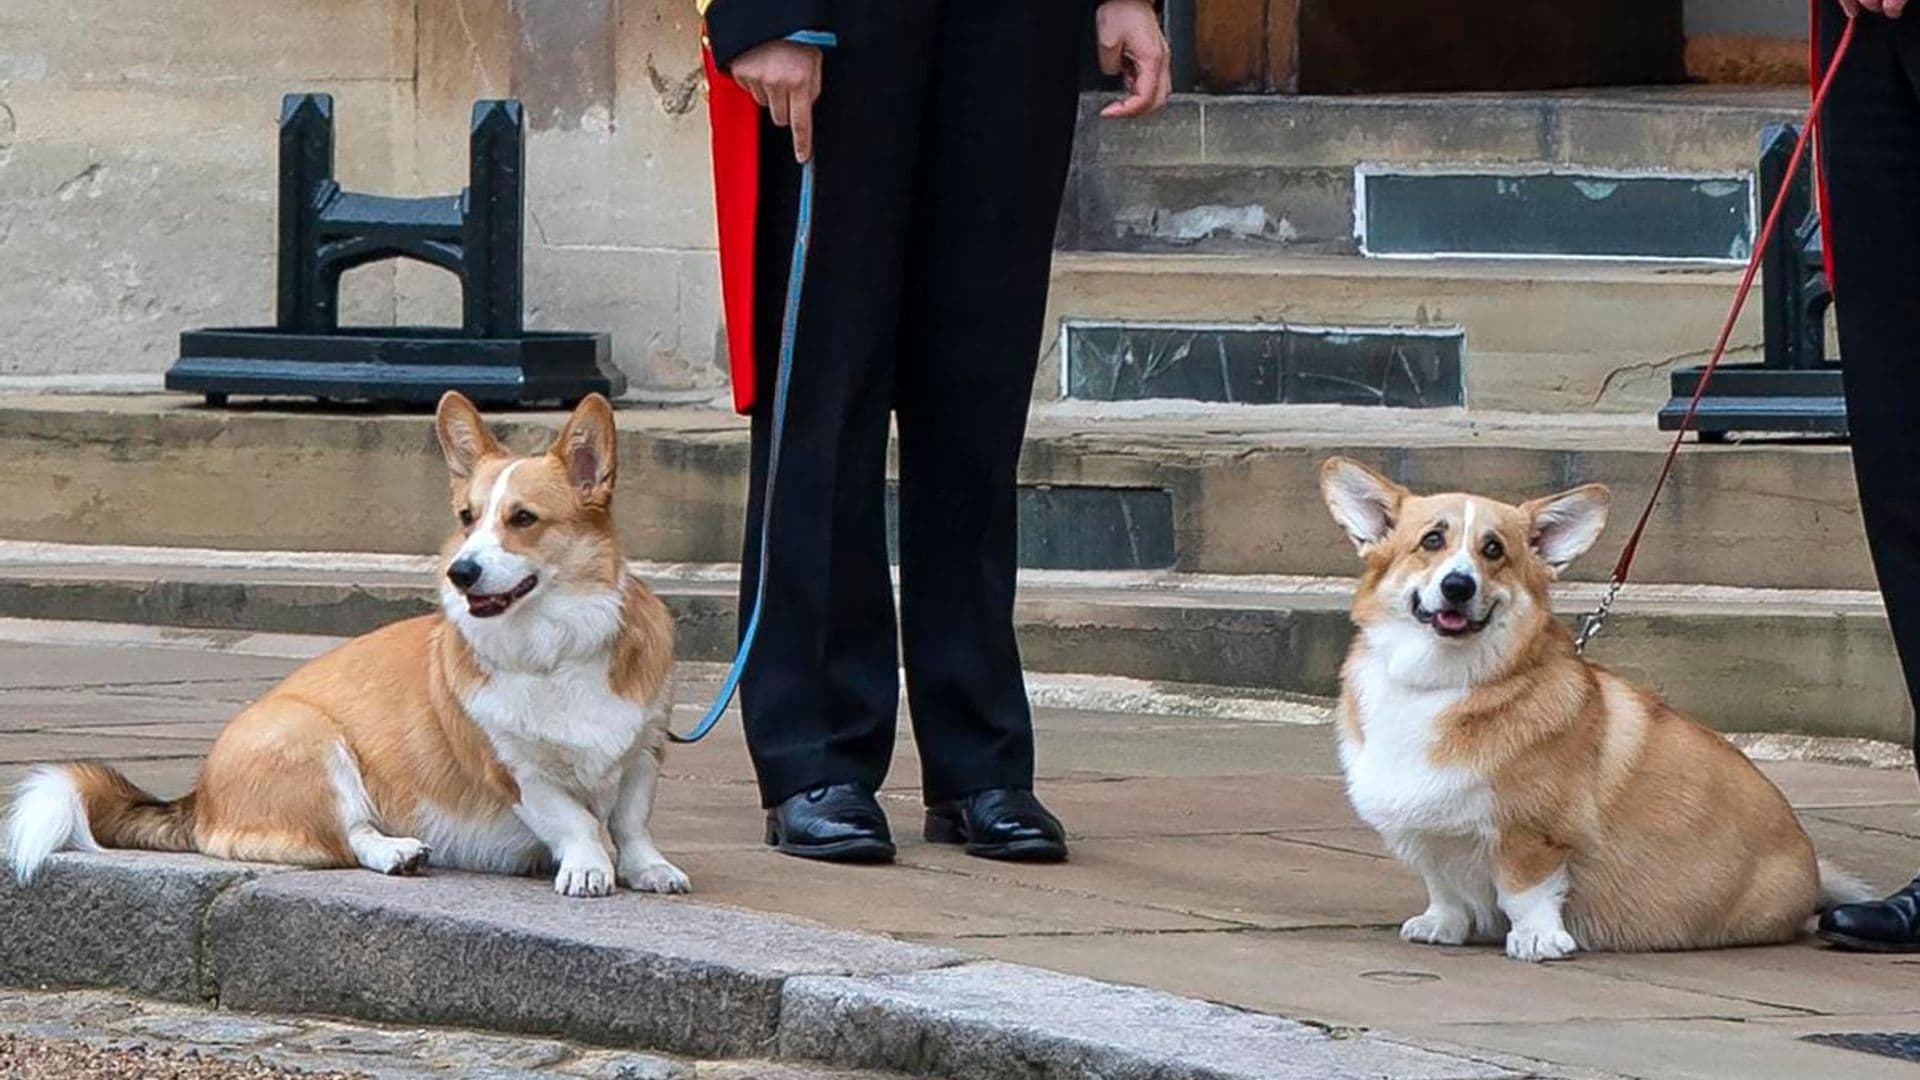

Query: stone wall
left=0, top=0, right=729, bottom=402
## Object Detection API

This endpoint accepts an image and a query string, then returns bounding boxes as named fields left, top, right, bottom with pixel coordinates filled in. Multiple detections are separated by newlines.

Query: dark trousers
left=1821, top=5, right=1920, bottom=770
left=738, top=1, right=1088, bottom=807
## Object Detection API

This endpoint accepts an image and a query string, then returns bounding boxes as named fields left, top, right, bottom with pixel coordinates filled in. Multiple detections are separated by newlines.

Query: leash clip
left=1573, top=579, right=1623, bottom=655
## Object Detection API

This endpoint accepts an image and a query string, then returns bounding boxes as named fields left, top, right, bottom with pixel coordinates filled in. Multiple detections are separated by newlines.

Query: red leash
left=1575, top=15, right=1859, bottom=652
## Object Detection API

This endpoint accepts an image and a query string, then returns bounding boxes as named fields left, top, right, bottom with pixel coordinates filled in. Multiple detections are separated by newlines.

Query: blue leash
left=671, top=158, right=816, bottom=744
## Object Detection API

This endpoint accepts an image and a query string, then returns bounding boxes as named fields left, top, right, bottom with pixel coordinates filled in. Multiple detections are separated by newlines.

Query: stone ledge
left=777, top=961, right=1527, bottom=1080
left=0, top=851, right=286, bottom=1003
left=0, top=562, right=1901, bottom=743
left=0, top=851, right=1590, bottom=1079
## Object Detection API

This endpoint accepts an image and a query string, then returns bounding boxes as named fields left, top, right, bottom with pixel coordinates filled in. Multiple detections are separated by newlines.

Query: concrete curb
left=0, top=561, right=1902, bottom=744
left=0, top=852, right=1577, bottom=1079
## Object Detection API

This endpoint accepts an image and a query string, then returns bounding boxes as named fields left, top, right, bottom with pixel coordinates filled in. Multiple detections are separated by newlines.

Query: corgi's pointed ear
left=1523, top=484, right=1611, bottom=575
left=551, top=394, right=617, bottom=508
left=1321, top=457, right=1406, bottom=553
left=435, top=391, right=504, bottom=480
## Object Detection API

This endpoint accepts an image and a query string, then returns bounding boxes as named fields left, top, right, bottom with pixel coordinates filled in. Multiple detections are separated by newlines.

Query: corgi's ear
left=551, top=394, right=617, bottom=509
left=435, top=391, right=504, bottom=481
left=1320, top=457, right=1406, bottom=554
left=1523, top=484, right=1611, bottom=575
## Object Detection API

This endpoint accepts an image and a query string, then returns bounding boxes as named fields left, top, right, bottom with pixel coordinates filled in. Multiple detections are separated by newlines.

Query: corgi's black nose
left=447, top=558, right=482, bottom=591
left=1440, top=571, right=1477, bottom=604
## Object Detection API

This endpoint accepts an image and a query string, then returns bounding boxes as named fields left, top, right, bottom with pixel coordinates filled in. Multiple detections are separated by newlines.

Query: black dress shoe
left=1819, top=877, right=1920, bottom=952
left=764, top=783, right=896, bottom=863
left=924, top=788, right=1068, bottom=863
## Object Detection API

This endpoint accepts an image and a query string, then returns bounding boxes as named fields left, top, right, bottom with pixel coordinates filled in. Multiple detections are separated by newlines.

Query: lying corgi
left=6, top=393, right=689, bottom=898
left=1318, top=457, right=1868, bottom=961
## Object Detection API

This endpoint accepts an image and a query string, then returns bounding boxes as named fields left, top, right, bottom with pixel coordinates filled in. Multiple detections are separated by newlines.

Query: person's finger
left=1146, top=42, right=1172, bottom=114
left=1097, top=32, right=1125, bottom=76
left=790, top=85, right=815, bottom=163
left=1101, top=79, right=1153, bottom=119
left=740, top=78, right=769, bottom=109
left=768, top=85, right=792, bottom=131
left=1887, top=0, right=1907, bottom=17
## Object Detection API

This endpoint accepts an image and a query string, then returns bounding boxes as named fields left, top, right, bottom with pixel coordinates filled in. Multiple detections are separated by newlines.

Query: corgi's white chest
left=463, top=660, right=660, bottom=798
left=1340, top=651, right=1495, bottom=842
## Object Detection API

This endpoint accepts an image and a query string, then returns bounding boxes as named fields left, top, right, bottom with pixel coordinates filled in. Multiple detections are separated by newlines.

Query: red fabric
left=1813, top=0, right=1838, bottom=294
left=704, top=42, right=763, bottom=414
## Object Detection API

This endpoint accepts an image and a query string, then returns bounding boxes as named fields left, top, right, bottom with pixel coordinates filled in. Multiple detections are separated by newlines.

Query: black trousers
left=738, top=2, right=1089, bottom=807
left=1820, top=5, right=1920, bottom=770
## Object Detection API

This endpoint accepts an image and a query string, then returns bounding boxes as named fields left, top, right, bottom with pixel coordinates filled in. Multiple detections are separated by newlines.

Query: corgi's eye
left=508, top=509, right=539, bottom=529
left=1420, top=530, right=1446, bottom=551
left=458, top=508, right=475, bottom=527
left=1482, top=538, right=1506, bottom=560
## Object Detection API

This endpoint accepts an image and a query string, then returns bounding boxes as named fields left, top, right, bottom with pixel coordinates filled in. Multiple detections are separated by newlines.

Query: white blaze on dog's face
left=1320, top=457, right=1610, bottom=680
left=433, top=392, right=625, bottom=622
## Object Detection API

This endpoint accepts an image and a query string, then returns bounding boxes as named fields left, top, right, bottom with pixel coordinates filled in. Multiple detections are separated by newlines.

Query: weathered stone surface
left=0, top=849, right=278, bottom=1002
left=559, top=1050, right=695, bottom=1079
left=778, top=961, right=1523, bottom=1080
left=207, top=870, right=964, bottom=1058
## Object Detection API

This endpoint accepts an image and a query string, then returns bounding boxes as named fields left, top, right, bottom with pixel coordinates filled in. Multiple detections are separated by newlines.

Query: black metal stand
left=168, top=93, right=622, bottom=407
left=1657, top=123, right=1846, bottom=440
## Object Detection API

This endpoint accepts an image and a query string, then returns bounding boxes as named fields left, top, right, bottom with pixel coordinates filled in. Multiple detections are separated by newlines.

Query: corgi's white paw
left=1506, top=927, right=1577, bottom=963
left=621, top=858, right=691, bottom=895
left=1400, top=907, right=1471, bottom=946
left=352, top=834, right=431, bottom=876
left=555, top=860, right=616, bottom=898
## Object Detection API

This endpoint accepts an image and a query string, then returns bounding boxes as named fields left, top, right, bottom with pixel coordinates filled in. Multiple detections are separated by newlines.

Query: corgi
left=6, top=393, right=689, bottom=898
left=1318, top=457, right=1869, bottom=961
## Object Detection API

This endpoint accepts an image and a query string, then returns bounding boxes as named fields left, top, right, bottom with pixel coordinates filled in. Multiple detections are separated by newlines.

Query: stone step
left=0, top=395, right=1861, bottom=591
left=1062, top=87, right=1804, bottom=255
left=0, top=544, right=1899, bottom=745
left=1041, top=252, right=1762, bottom=414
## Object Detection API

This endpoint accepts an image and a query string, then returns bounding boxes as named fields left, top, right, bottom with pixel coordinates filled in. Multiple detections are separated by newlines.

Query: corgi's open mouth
left=465, top=575, right=538, bottom=618
left=1411, top=594, right=1495, bottom=638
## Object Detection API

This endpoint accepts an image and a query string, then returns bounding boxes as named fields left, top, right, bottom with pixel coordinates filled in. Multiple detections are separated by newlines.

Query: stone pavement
left=3, top=618, right=1920, bottom=1079
left=0, top=987, right=897, bottom=1079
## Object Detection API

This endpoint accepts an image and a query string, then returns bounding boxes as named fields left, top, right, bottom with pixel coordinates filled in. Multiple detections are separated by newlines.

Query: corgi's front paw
left=554, top=859, right=616, bottom=898
left=620, top=857, right=691, bottom=895
left=1400, top=907, right=1471, bottom=946
left=1506, top=927, right=1577, bottom=963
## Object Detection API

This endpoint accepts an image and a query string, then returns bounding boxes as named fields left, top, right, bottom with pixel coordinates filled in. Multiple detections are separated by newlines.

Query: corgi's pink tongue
left=1435, top=609, right=1471, bottom=632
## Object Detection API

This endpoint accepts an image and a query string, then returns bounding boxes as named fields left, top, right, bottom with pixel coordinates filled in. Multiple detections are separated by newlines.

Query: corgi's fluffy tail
left=7, top=763, right=197, bottom=883
left=1816, top=858, right=1879, bottom=912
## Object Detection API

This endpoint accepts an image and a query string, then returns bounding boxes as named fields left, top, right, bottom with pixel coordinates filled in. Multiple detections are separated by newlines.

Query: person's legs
left=1817, top=2, right=1920, bottom=950
left=740, top=9, right=938, bottom=810
left=892, top=2, right=1087, bottom=808
left=1823, top=6, right=1920, bottom=770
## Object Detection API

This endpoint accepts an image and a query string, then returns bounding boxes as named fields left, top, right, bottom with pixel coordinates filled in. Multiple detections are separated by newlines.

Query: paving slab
left=209, top=870, right=967, bottom=1059
left=1418, top=1016, right=1920, bottom=1080
left=935, top=929, right=1803, bottom=1030
left=900, top=834, right=1418, bottom=932
left=674, top=848, right=1232, bottom=937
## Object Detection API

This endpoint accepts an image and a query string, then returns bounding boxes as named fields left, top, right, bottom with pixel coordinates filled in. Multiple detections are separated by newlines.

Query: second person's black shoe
left=1818, top=876, right=1920, bottom=952
left=924, top=788, right=1068, bottom=862
left=765, top=782, right=896, bottom=863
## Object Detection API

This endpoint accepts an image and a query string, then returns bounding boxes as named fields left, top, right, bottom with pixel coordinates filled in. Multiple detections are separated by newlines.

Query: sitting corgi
left=7, top=393, right=689, bottom=897
left=1318, top=457, right=1868, bottom=960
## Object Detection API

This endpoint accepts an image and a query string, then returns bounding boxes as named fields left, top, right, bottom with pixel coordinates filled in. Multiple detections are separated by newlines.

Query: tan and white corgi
left=6, top=393, right=689, bottom=898
left=1318, top=457, right=1869, bottom=961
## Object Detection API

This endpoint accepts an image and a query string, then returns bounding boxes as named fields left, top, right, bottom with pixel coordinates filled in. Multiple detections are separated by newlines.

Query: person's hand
left=730, top=40, right=823, bottom=162
left=1843, top=0, right=1908, bottom=17
left=1096, top=0, right=1171, bottom=118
